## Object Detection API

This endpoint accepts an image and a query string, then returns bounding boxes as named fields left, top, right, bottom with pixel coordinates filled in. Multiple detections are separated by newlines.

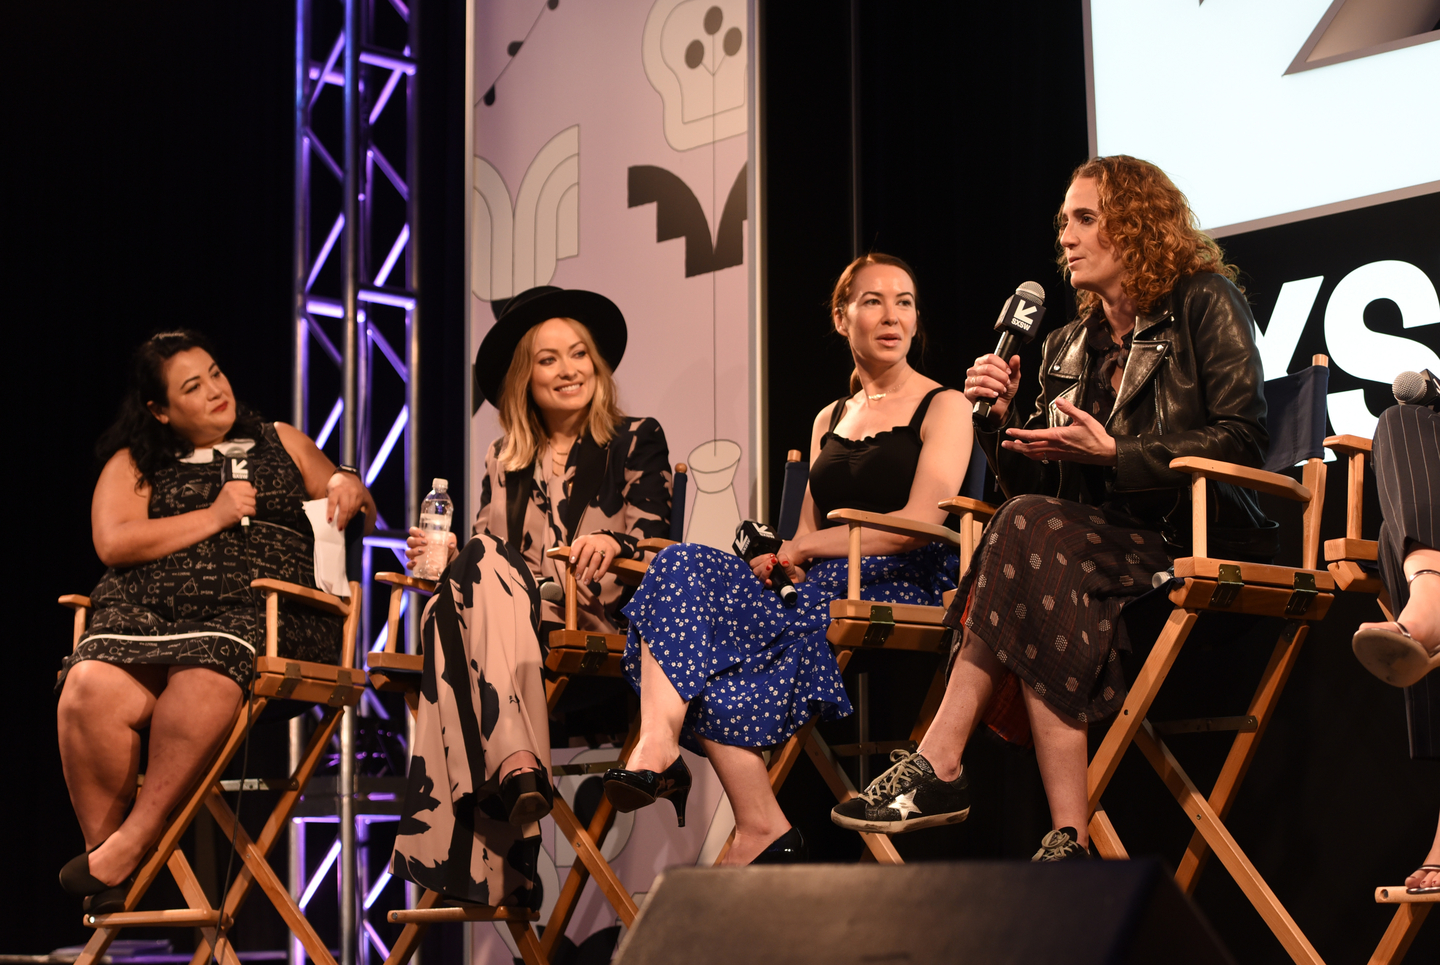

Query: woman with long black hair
left=56, top=330, right=374, bottom=914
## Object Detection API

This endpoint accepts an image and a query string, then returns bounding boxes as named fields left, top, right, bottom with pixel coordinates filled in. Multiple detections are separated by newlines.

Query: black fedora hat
left=473, top=286, right=628, bottom=411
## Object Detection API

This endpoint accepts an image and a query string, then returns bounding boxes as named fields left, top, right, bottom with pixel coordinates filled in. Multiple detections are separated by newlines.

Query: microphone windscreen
left=1393, top=370, right=1428, bottom=404
left=1017, top=281, right=1045, bottom=302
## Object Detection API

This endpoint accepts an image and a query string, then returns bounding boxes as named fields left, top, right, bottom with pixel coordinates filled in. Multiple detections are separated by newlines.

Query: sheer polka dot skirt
left=944, top=494, right=1171, bottom=723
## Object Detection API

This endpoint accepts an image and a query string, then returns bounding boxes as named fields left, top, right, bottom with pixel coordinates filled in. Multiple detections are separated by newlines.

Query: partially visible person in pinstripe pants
left=1351, top=401, right=1440, bottom=894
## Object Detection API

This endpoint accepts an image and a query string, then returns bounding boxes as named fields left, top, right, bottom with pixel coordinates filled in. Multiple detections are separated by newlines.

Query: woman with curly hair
left=832, top=156, right=1276, bottom=859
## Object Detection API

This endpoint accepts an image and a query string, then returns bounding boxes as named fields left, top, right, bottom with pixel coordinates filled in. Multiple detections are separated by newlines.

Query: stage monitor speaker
left=613, top=859, right=1235, bottom=965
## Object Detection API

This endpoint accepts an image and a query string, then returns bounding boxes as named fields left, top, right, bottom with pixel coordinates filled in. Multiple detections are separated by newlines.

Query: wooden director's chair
left=1323, top=434, right=1393, bottom=618
left=1320, top=432, right=1437, bottom=965
left=1083, top=356, right=1336, bottom=965
left=367, top=462, right=688, bottom=964
left=59, top=568, right=366, bottom=965
left=718, top=446, right=996, bottom=865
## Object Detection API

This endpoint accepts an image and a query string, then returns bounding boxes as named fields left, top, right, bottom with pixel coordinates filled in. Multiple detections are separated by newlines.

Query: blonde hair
left=495, top=317, right=625, bottom=471
left=1058, top=156, right=1240, bottom=318
left=829, top=253, right=924, bottom=395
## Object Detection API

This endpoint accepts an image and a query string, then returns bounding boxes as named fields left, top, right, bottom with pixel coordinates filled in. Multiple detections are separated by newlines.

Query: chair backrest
left=1260, top=360, right=1330, bottom=473
left=960, top=439, right=989, bottom=501
left=777, top=450, right=808, bottom=539
left=669, top=462, right=689, bottom=542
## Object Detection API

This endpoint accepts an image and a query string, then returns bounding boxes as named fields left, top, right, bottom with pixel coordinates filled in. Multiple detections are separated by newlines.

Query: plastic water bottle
left=414, top=478, right=454, bottom=581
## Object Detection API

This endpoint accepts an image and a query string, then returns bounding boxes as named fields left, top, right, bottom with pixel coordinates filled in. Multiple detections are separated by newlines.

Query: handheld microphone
left=733, top=520, right=798, bottom=608
left=1393, top=369, right=1440, bottom=407
left=973, top=281, right=1046, bottom=421
left=218, top=445, right=251, bottom=527
left=536, top=577, right=566, bottom=604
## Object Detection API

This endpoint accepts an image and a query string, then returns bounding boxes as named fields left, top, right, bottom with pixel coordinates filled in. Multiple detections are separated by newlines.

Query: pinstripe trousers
left=1372, top=402, right=1440, bottom=758
left=1373, top=403, right=1440, bottom=614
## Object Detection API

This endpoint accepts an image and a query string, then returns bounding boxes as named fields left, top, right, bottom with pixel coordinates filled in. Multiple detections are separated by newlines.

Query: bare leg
left=86, top=666, right=242, bottom=886
left=1404, top=810, right=1440, bottom=891
left=625, top=641, right=688, bottom=773
left=57, top=661, right=165, bottom=850
left=1022, top=685, right=1091, bottom=847
left=914, top=629, right=1007, bottom=781
left=1359, top=545, right=1440, bottom=652
left=498, top=751, right=542, bottom=778
left=702, top=740, right=790, bottom=866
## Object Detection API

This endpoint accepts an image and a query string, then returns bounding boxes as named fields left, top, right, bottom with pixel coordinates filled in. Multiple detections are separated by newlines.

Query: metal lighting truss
left=290, top=1, right=420, bottom=964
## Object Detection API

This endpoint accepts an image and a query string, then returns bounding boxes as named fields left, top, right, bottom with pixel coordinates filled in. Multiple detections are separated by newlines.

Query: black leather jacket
left=977, top=272, right=1279, bottom=561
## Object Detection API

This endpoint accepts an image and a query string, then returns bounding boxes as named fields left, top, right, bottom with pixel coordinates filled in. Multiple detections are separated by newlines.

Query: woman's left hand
left=326, top=471, right=369, bottom=529
left=570, top=533, right=623, bottom=586
left=1001, top=397, right=1118, bottom=465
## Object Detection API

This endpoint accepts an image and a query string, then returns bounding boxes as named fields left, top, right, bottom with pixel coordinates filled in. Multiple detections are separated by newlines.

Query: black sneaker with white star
left=1031, top=827, right=1096, bottom=861
left=830, top=750, right=970, bottom=834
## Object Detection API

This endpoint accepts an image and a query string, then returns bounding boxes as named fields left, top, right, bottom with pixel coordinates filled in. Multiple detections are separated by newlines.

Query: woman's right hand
left=209, top=481, right=257, bottom=529
left=749, top=550, right=807, bottom=587
left=406, top=526, right=458, bottom=571
left=964, top=353, right=1022, bottom=422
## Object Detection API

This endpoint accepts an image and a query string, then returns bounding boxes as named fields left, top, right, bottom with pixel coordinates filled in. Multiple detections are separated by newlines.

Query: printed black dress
left=58, top=423, right=340, bottom=692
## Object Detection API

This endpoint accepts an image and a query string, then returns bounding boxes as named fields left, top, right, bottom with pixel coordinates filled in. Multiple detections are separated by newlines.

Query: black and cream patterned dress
left=58, top=423, right=340, bottom=692
left=476, top=416, right=672, bottom=633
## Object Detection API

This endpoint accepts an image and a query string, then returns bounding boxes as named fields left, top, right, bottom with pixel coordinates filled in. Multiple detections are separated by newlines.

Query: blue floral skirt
left=621, top=541, right=959, bottom=751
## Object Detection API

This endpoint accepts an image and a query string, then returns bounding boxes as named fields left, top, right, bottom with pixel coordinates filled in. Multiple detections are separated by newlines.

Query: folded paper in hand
left=303, top=499, right=350, bottom=597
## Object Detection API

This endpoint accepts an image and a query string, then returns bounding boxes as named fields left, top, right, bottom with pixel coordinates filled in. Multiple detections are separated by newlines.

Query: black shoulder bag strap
left=561, top=433, right=609, bottom=543
left=504, top=463, right=534, bottom=552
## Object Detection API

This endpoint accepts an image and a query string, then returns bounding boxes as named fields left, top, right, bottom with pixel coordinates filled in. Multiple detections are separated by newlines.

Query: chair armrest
left=375, top=571, right=437, bottom=595
left=59, top=595, right=92, bottom=653
left=938, top=496, right=998, bottom=517
left=545, top=546, right=648, bottom=579
left=1168, top=457, right=1310, bottom=502
left=825, top=508, right=963, bottom=549
left=250, top=578, right=350, bottom=618
left=637, top=538, right=677, bottom=553
left=1323, top=434, right=1371, bottom=456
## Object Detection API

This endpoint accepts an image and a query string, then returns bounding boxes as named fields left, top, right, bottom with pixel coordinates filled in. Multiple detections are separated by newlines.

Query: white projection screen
left=1084, top=0, right=1440, bottom=235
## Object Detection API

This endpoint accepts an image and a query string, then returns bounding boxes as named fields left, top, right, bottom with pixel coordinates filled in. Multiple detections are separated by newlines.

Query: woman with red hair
left=833, top=156, right=1276, bottom=859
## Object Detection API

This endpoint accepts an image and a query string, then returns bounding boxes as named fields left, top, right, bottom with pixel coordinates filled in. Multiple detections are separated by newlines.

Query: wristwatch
left=336, top=464, right=360, bottom=476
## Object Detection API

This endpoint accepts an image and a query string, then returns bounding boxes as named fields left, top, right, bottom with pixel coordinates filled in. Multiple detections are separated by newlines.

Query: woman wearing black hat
left=392, top=286, right=671, bottom=909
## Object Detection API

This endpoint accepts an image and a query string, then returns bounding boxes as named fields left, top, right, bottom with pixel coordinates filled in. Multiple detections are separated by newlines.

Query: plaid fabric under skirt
left=943, top=494, right=1171, bottom=742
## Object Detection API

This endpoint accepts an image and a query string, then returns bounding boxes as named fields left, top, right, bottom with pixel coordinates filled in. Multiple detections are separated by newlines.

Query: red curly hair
left=1057, top=155, right=1239, bottom=318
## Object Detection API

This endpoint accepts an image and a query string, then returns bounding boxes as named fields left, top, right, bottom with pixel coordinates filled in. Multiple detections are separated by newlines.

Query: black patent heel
left=669, top=785, right=690, bottom=828
left=603, top=755, right=693, bottom=827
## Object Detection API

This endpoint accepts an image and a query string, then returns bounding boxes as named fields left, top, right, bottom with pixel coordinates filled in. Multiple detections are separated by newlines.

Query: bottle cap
left=432, top=478, right=448, bottom=492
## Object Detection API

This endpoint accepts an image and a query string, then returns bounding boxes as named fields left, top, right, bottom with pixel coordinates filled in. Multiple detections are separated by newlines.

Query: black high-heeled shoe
left=59, top=844, right=111, bottom=897
left=60, top=842, right=137, bottom=909
left=750, top=826, right=807, bottom=865
left=603, top=756, right=692, bottom=827
left=84, top=882, right=134, bottom=917
left=499, top=766, right=554, bottom=826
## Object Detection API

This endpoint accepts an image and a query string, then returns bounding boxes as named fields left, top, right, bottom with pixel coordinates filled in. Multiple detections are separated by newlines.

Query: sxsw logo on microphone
left=1007, top=297, right=1041, bottom=334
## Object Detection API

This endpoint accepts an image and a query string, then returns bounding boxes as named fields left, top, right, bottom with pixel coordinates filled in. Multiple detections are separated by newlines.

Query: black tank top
left=809, top=386, right=953, bottom=526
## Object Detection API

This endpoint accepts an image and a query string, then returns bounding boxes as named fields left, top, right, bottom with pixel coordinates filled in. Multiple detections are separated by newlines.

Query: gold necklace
left=864, top=373, right=910, bottom=403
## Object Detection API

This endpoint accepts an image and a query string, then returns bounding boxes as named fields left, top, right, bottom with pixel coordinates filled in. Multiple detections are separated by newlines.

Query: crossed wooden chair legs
left=369, top=572, right=642, bottom=965
left=75, top=692, right=356, bottom=965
